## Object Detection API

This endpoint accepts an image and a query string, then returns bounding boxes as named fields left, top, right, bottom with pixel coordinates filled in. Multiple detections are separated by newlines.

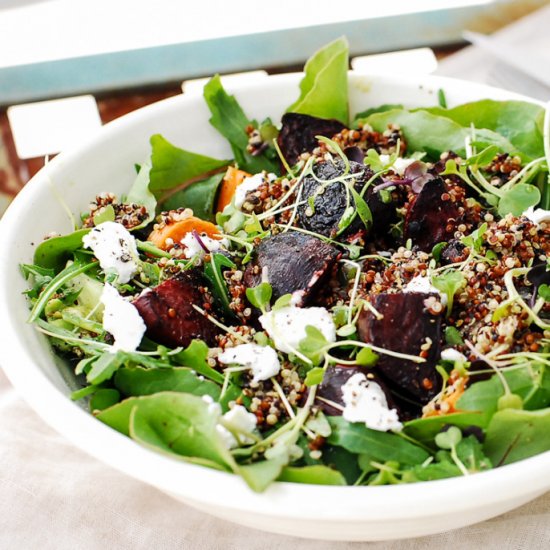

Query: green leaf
left=148, top=134, right=229, bottom=196
left=172, top=340, right=225, bottom=385
left=497, top=183, right=540, bottom=217
left=444, top=326, right=464, bottom=346
left=298, top=325, right=329, bottom=366
left=97, top=396, right=139, bottom=436
left=203, top=253, right=236, bottom=315
left=278, top=465, right=346, bottom=486
left=435, top=426, right=462, bottom=449
left=461, top=223, right=487, bottom=253
left=238, top=456, right=287, bottom=492
left=128, top=392, right=232, bottom=467
left=245, top=282, right=273, bottom=312
left=356, top=347, right=379, bottom=367
left=422, top=100, right=545, bottom=159
left=304, top=367, right=325, bottom=387
left=484, top=408, right=550, bottom=465
left=353, top=104, right=403, bottom=122
left=402, top=461, right=461, bottom=482
left=203, top=75, right=279, bottom=173
left=327, top=417, right=429, bottom=465
left=87, top=352, right=126, bottom=385
left=272, top=293, right=292, bottom=311
left=126, top=163, right=155, bottom=229
left=350, top=187, right=373, bottom=229
left=361, top=109, right=517, bottom=160
left=431, top=241, right=447, bottom=262
left=92, top=204, right=115, bottom=226
left=114, top=366, right=221, bottom=400
left=539, top=284, right=550, bottom=302
left=466, top=145, right=499, bottom=168
left=33, top=228, right=91, bottom=271
left=286, top=37, right=349, bottom=124
left=431, top=270, right=466, bottom=316
left=404, top=412, right=491, bottom=446
left=89, top=388, right=121, bottom=412
left=159, top=173, right=224, bottom=222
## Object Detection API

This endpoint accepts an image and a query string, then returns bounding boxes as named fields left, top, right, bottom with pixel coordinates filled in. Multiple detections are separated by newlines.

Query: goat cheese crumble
left=100, top=283, right=146, bottom=352
left=379, top=154, right=416, bottom=176
left=218, top=343, right=280, bottom=382
left=234, top=172, right=277, bottom=209
left=441, top=348, right=468, bottom=362
left=341, top=373, right=402, bottom=432
left=403, top=274, right=448, bottom=305
left=522, top=206, right=550, bottom=226
left=217, top=405, right=258, bottom=449
left=180, top=231, right=226, bottom=262
left=82, top=221, right=139, bottom=284
left=259, top=306, right=336, bottom=354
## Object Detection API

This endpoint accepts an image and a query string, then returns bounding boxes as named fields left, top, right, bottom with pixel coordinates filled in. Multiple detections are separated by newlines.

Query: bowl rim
left=1, top=71, right=549, bottom=521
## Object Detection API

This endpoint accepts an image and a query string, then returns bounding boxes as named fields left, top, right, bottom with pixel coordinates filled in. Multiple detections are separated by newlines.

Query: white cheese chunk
left=403, top=274, right=447, bottom=306
left=82, top=221, right=139, bottom=284
left=100, top=283, right=146, bottom=352
left=180, top=231, right=225, bottom=262
left=218, top=343, right=280, bottom=383
left=258, top=306, right=336, bottom=354
left=342, top=373, right=402, bottom=432
left=234, top=171, right=277, bottom=209
left=441, top=348, right=467, bottom=362
left=379, top=154, right=416, bottom=176
left=522, top=206, right=550, bottom=226
left=216, top=405, right=257, bottom=449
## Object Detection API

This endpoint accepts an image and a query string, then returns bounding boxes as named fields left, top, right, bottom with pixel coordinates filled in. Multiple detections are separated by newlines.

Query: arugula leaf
left=350, top=187, right=373, bottom=229
left=87, top=352, right=126, bottom=385
left=278, top=465, right=346, bottom=485
left=422, top=100, right=545, bottom=159
left=34, top=228, right=91, bottom=271
left=203, top=75, right=279, bottom=174
left=327, top=417, right=429, bottom=465
left=203, top=253, right=236, bottom=314
left=148, top=134, right=229, bottom=196
left=286, top=37, right=349, bottom=124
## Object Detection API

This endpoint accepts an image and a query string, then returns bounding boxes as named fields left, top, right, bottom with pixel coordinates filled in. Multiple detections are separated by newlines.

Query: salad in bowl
left=5, top=37, right=550, bottom=538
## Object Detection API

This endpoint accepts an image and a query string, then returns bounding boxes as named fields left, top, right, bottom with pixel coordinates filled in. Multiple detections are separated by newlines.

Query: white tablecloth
left=1, top=369, right=549, bottom=549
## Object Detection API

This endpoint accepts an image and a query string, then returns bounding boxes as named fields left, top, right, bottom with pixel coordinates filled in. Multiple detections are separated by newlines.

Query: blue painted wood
left=0, top=5, right=490, bottom=105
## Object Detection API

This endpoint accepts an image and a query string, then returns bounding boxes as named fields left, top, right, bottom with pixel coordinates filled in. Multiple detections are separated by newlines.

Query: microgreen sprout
left=245, top=282, right=273, bottom=314
left=435, top=427, right=469, bottom=476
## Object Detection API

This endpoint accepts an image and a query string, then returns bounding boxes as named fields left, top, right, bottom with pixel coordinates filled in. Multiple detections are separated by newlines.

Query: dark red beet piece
left=404, top=178, right=460, bottom=251
left=243, top=232, right=339, bottom=306
left=357, top=292, right=442, bottom=403
left=133, top=270, right=219, bottom=348
left=316, top=364, right=397, bottom=416
left=277, top=113, right=346, bottom=166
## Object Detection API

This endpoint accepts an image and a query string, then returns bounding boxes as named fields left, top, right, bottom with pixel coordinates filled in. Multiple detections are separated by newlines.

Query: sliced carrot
left=147, top=217, right=220, bottom=250
left=216, top=166, right=250, bottom=213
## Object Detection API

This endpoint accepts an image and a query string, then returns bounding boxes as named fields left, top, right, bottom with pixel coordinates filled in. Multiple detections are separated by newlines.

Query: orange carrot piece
left=147, top=217, right=220, bottom=250
left=216, top=166, right=250, bottom=213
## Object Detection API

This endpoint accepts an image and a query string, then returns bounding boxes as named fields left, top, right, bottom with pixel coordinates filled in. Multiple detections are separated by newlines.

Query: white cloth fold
left=1, top=368, right=549, bottom=549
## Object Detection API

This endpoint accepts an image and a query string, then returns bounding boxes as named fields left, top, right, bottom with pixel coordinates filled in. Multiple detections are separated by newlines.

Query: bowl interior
left=0, top=72, right=548, bottom=539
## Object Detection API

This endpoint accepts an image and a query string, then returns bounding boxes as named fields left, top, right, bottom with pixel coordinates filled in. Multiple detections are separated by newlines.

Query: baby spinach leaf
left=34, top=228, right=91, bottom=271
left=497, top=183, right=541, bottom=217
left=148, top=134, right=229, bottom=196
left=403, top=412, right=491, bottom=446
left=114, top=366, right=221, bottom=400
left=203, top=75, right=279, bottom=174
left=97, top=397, right=139, bottom=436
left=401, top=460, right=461, bottom=482
left=128, top=392, right=232, bottom=467
left=321, top=445, right=362, bottom=484
left=422, top=100, right=545, bottom=159
left=359, top=109, right=516, bottom=160
left=327, top=417, right=429, bottom=465
left=159, top=173, right=224, bottom=221
left=89, top=388, right=121, bottom=412
left=484, top=408, right=550, bottom=465
left=286, top=37, right=349, bottom=124
left=277, top=465, right=346, bottom=486
left=353, top=104, right=403, bottom=122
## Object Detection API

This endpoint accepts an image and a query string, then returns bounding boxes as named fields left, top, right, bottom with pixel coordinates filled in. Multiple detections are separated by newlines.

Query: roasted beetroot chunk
left=316, top=364, right=396, bottom=416
left=357, top=292, right=442, bottom=403
left=133, top=271, right=219, bottom=348
left=277, top=113, right=346, bottom=166
left=243, top=232, right=339, bottom=306
left=404, top=178, right=460, bottom=251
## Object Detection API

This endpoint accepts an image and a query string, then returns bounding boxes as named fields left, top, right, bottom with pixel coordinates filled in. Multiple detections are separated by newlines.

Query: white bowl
left=0, top=72, right=548, bottom=542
